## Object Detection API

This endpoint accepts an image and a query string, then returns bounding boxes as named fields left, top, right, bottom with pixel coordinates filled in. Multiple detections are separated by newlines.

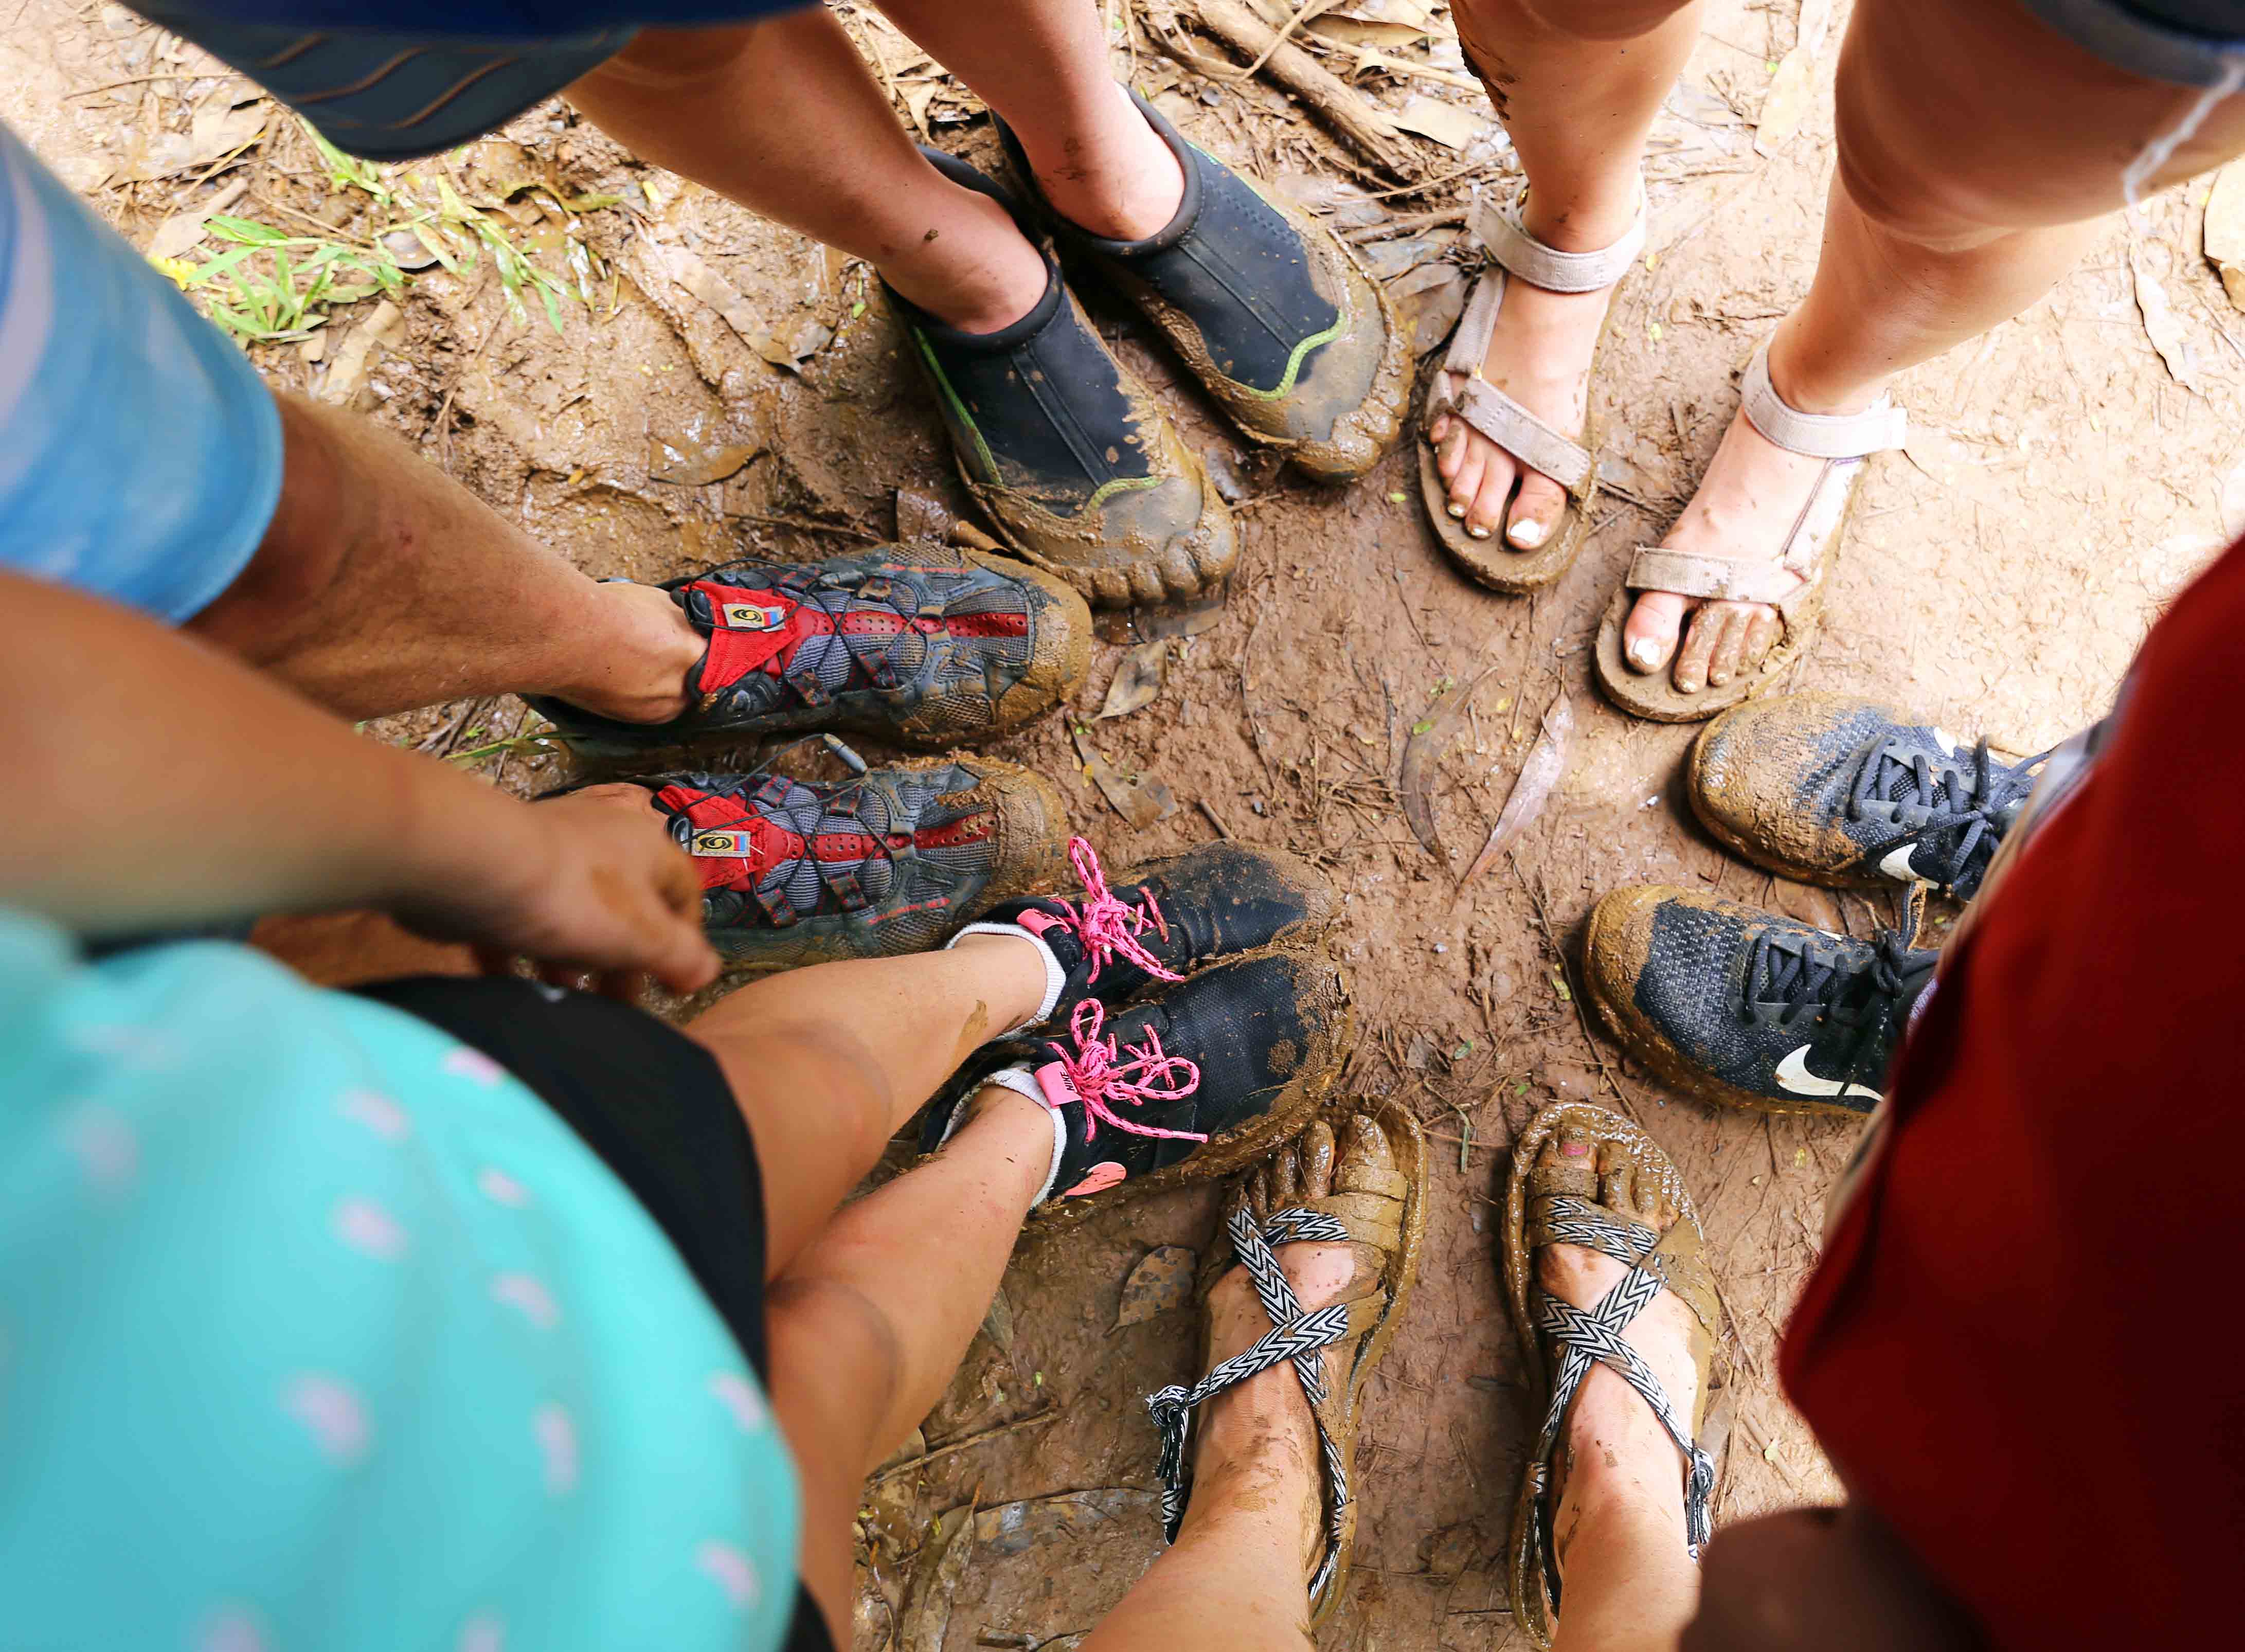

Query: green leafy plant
left=185, top=216, right=404, bottom=342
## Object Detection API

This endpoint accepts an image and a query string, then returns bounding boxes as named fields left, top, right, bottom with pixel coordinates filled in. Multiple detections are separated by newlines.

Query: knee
left=766, top=1274, right=904, bottom=1431
left=181, top=392, right=352, bottom=659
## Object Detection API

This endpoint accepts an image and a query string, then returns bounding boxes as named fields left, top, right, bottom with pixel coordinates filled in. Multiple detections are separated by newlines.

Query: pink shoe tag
left=1016, top=910, right=1062, bottom=939
left=1062, top=1162, right=1127, bottom=1197
left=1033, top=1062, right=1081, bottom=1112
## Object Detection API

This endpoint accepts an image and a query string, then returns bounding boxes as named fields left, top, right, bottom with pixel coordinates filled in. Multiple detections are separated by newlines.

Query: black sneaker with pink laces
left=928, top=948, right=1353, bottom=1219
left=946, top=835, right=1337, bottom=1029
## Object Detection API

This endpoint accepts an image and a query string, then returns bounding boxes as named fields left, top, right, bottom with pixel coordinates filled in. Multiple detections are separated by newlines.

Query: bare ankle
left=881, top=188, right=1048, bottom=334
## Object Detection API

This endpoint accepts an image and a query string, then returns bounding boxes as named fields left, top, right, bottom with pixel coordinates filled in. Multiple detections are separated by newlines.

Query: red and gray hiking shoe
left=646, top=757, right=1069, bottom=968
left=529, top=546, right=1090, bottom=756
left=947, top=835, right=1337, bottom=1027
left=925, top=947, right=1353, bottom=1225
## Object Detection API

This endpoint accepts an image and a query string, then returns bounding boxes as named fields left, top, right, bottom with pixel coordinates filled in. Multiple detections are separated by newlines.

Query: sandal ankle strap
left=1467, top=183, right=1647, bottom=295
left=1740, top=339, right=1907, bottom=459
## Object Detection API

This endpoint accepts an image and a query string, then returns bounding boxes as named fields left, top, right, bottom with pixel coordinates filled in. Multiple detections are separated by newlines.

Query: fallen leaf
left=1795, top=0, right=1836, bottom=57
left=1753, top=49, right=1813, bottom=156
left=115, top=101, right=266, bottom=183
left=1099, top=639, right=1171, bottom=720
left=1389, top=260, right=1467, bottom=357
left=143, top=176, right=248, bottom=261
left=1460, top=690, right=1572, bottom=888
left=646, top=434, right=760, bottom=486
left=1114, top=1245, right=1196, bottom=1328
left=973, top=1488, right=1156, bottom=1556
left=896, top=486, right=954, bottom=541
left=2205, top=158, right=2245, bottom=313
left=1133, top=590, right=1229, bottom=640
left=2132, top=247, right=2202, bottom=391
left=1390, top=95, right=1488, bottom=152
left=1073, top=726, right=1176, bottom=829
left=662, top=244, right=800, bottom=370
left=318, top=299, right=405, bottom=405
left=981, top=1287, right=1015, bottom=1353
left=900, top=1502, right=977, bottom=1652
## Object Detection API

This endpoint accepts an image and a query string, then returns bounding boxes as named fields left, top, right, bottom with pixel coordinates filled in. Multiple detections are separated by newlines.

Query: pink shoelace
left=1056, top=835, right=1182, bottom=986
left=1040, top=999, right=1205, bottom=1144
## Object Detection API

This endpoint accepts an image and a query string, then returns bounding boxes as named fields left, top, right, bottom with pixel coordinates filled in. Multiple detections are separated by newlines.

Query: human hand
left=391, top=784, right=719, bottom=998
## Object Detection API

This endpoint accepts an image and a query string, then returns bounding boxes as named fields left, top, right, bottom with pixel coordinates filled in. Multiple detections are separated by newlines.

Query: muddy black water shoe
left=644, top=756, right=1069, bottom=969
left=1583, top=886, right=1936, bottom=1118
left=927, top=946, right=1352, bottom=1225
left=895, top=148, right=1235, bottom=609
left=1000, top=91, right=1407, bottom=483
left=529, top=547, right=1091, bottom=757
left=1690, top=694, right=2049, bottom=900
left=948, top=834, right=1337, bottom=1026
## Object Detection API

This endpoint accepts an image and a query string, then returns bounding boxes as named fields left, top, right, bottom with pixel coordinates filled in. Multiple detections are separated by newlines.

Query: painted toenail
left=1447, top=502, right=1467, bottom=519
left=1508, top=518, right=1548, bottom=548
left=1466, top=524, right=1492, bottom=540
left=1560, top=1142, right=1590, bottom=1157
left=1628, top=637, right=1663, bottom=670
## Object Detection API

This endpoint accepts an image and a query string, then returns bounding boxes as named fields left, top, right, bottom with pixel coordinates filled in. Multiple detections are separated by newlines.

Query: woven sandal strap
left=1144, top=1204, right=1357, bottom=1600
left=1526, top=1266, right=1717, bottom=1597
left=1466, top=190, right=1646, bottom=295
left=1528, top=1193, right=1659, bottom=1269
left=1448, top=379, right=1594, bottom=496
left=1740, top=339, right=1906, bottom=459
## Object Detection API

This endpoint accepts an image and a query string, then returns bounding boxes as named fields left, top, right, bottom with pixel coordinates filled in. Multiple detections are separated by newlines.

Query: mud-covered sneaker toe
left=529, top=546, right=1091, bottom=755
left=1002, top=92, right=1407, bottom=483
left=1582, top=885, right=1936, bottom=1117
left=647, top=756, right=1069, bottom=968
left=1691, top=694, right=2047, bottom=900
left=899, top=150, right=1236, bottom=609
left=953, top=835, right=1337, bottom=1023
left=931, top=946, right=1352, bottom=1222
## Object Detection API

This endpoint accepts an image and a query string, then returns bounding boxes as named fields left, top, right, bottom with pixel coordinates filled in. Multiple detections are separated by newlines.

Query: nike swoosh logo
left=1877, top=842, right=1923, bottom=882
left=1774, top=1045, right=1882, bottom=1103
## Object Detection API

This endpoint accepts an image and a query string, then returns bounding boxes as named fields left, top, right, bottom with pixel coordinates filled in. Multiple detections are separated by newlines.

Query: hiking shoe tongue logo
left=719, top=602, right=787, bottom=631
left=1876, top=842, right=1922, bottom=882
left=692, top=830, right=758, bottom=857
left=1774, top=1045, right=1881, bottom=1103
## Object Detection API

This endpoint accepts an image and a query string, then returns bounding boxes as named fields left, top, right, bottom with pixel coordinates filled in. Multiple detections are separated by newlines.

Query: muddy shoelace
left=1848, top=735, right=2046, bottom=896
left=1743, top=928, right=1925, bottom=1082
left=1049, top=836, right=1182, bottom=985
left=1042, top=999, right=1204, bottom=1143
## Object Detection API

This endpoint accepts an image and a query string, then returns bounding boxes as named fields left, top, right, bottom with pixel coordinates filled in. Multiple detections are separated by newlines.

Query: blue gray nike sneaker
left=1582, top=887, right=1936, bottom=1118
left=1690, top=694, right=2051, bottom=900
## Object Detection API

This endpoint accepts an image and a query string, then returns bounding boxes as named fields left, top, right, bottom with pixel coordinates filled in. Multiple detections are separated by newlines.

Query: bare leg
left=185, top=393, right=702, bottom=721
left=1432, top=0, right=1701, bottom=546
left=568, top=13, right=1050, bottom=331
left=1621, top=0, right=2245, bottom=691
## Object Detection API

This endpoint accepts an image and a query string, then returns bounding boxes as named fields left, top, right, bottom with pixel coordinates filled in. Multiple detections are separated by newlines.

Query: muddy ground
left=11, top=0, right=2244, bottom=1644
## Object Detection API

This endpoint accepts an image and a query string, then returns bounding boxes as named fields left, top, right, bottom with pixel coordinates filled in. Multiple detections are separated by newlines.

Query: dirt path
left=11, top=1, right=2243, bottom=1644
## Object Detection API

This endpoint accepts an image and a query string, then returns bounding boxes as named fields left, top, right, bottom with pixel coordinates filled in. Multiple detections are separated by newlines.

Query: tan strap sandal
left=1417, top=187, right=1645, bottom=593
left=1144, top=1098, right=1427, bottom=1626
left=1594, top=340, right=1908, bottom=722
left=1501, top=1102, right=1725, bottom=1648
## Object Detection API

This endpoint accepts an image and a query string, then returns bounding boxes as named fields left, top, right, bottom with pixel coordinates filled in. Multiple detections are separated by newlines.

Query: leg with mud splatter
left=1432, top=0, right=1706, bottom=549
left=1616, top=0, right=2245, bottom=704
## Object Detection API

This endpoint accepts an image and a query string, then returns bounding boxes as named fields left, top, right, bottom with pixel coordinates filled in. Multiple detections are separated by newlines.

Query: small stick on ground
left=868, top=1409, right=1057, bottom=1485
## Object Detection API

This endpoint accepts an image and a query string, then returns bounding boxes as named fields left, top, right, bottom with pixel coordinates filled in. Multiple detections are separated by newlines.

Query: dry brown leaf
left=318, top=299, right=404, bottom=406
left=1114, top=1246, right=1196, bottom=1328
left=1098, top=639, right=1170, bottom=720
left=2205, top=158, right=2245, bottom=313
left=2132, top=246, right=2202, bottom=391
left=1753, top=50, right=1813, bottom=158
left=114, top=101, right=266, bottom=183
left=143, top=176, right=246, bottom=261
left=662, top=244, right=799, bottom=369
left=973, top=1488, right=1155, bottom=1556
left=899, top=1502, right=976, bottom=1652
left=646, top=435, right=760, bottom=486
left=980, top=1287, right=1015, bottom=1353
left=1460, top=690, right=1571, bottom=888
left=1389, top=94, right=1487, bottom=151
left=1390, top=261, right=1466, bottom=357
left=1073, top=726, right=1176, bottom=829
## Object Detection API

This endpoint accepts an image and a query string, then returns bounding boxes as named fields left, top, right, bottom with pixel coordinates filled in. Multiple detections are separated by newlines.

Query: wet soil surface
left=13, top=0, right=2243, bottom=1644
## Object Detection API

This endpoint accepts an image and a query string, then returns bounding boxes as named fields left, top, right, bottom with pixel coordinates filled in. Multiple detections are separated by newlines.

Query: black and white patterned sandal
left=1501, top=1102, right=1725, bottom=1648
left=1416, top=185, right=1645, bottom=593
left=1593, top=338, right=1908, bottom=723
left=1144, top=1098, right=1426, bottom=1626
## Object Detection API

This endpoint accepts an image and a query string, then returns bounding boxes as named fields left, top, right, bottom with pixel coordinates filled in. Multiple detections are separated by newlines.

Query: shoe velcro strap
left=1625, top=547, right=1802, bottom=605
left=1740, top=339, right=1906, bottom=458
left=1449, top=379, right=1594, bottom=496
left=1467, top=193, right=1645, bottom=294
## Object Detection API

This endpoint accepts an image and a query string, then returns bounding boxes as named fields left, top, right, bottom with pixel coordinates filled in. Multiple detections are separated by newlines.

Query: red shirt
left=1781, top=536, right=2245, bottom=1646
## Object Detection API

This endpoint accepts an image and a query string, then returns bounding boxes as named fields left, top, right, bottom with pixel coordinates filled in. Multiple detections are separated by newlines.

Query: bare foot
left=1189, top=1115, right=1392, bottom=1567
left=1425, top=200, right=1633, bottom=550
left=1535, top=1128, right=1701, bottom=1566
left=1619, top=336, right=1890, bottom=696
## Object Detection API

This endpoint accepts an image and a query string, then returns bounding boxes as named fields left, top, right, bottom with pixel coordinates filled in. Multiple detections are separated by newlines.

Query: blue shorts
left=0, top=122, right=282, bottom=624
left=2018, top=0, right=2245, bottom=87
